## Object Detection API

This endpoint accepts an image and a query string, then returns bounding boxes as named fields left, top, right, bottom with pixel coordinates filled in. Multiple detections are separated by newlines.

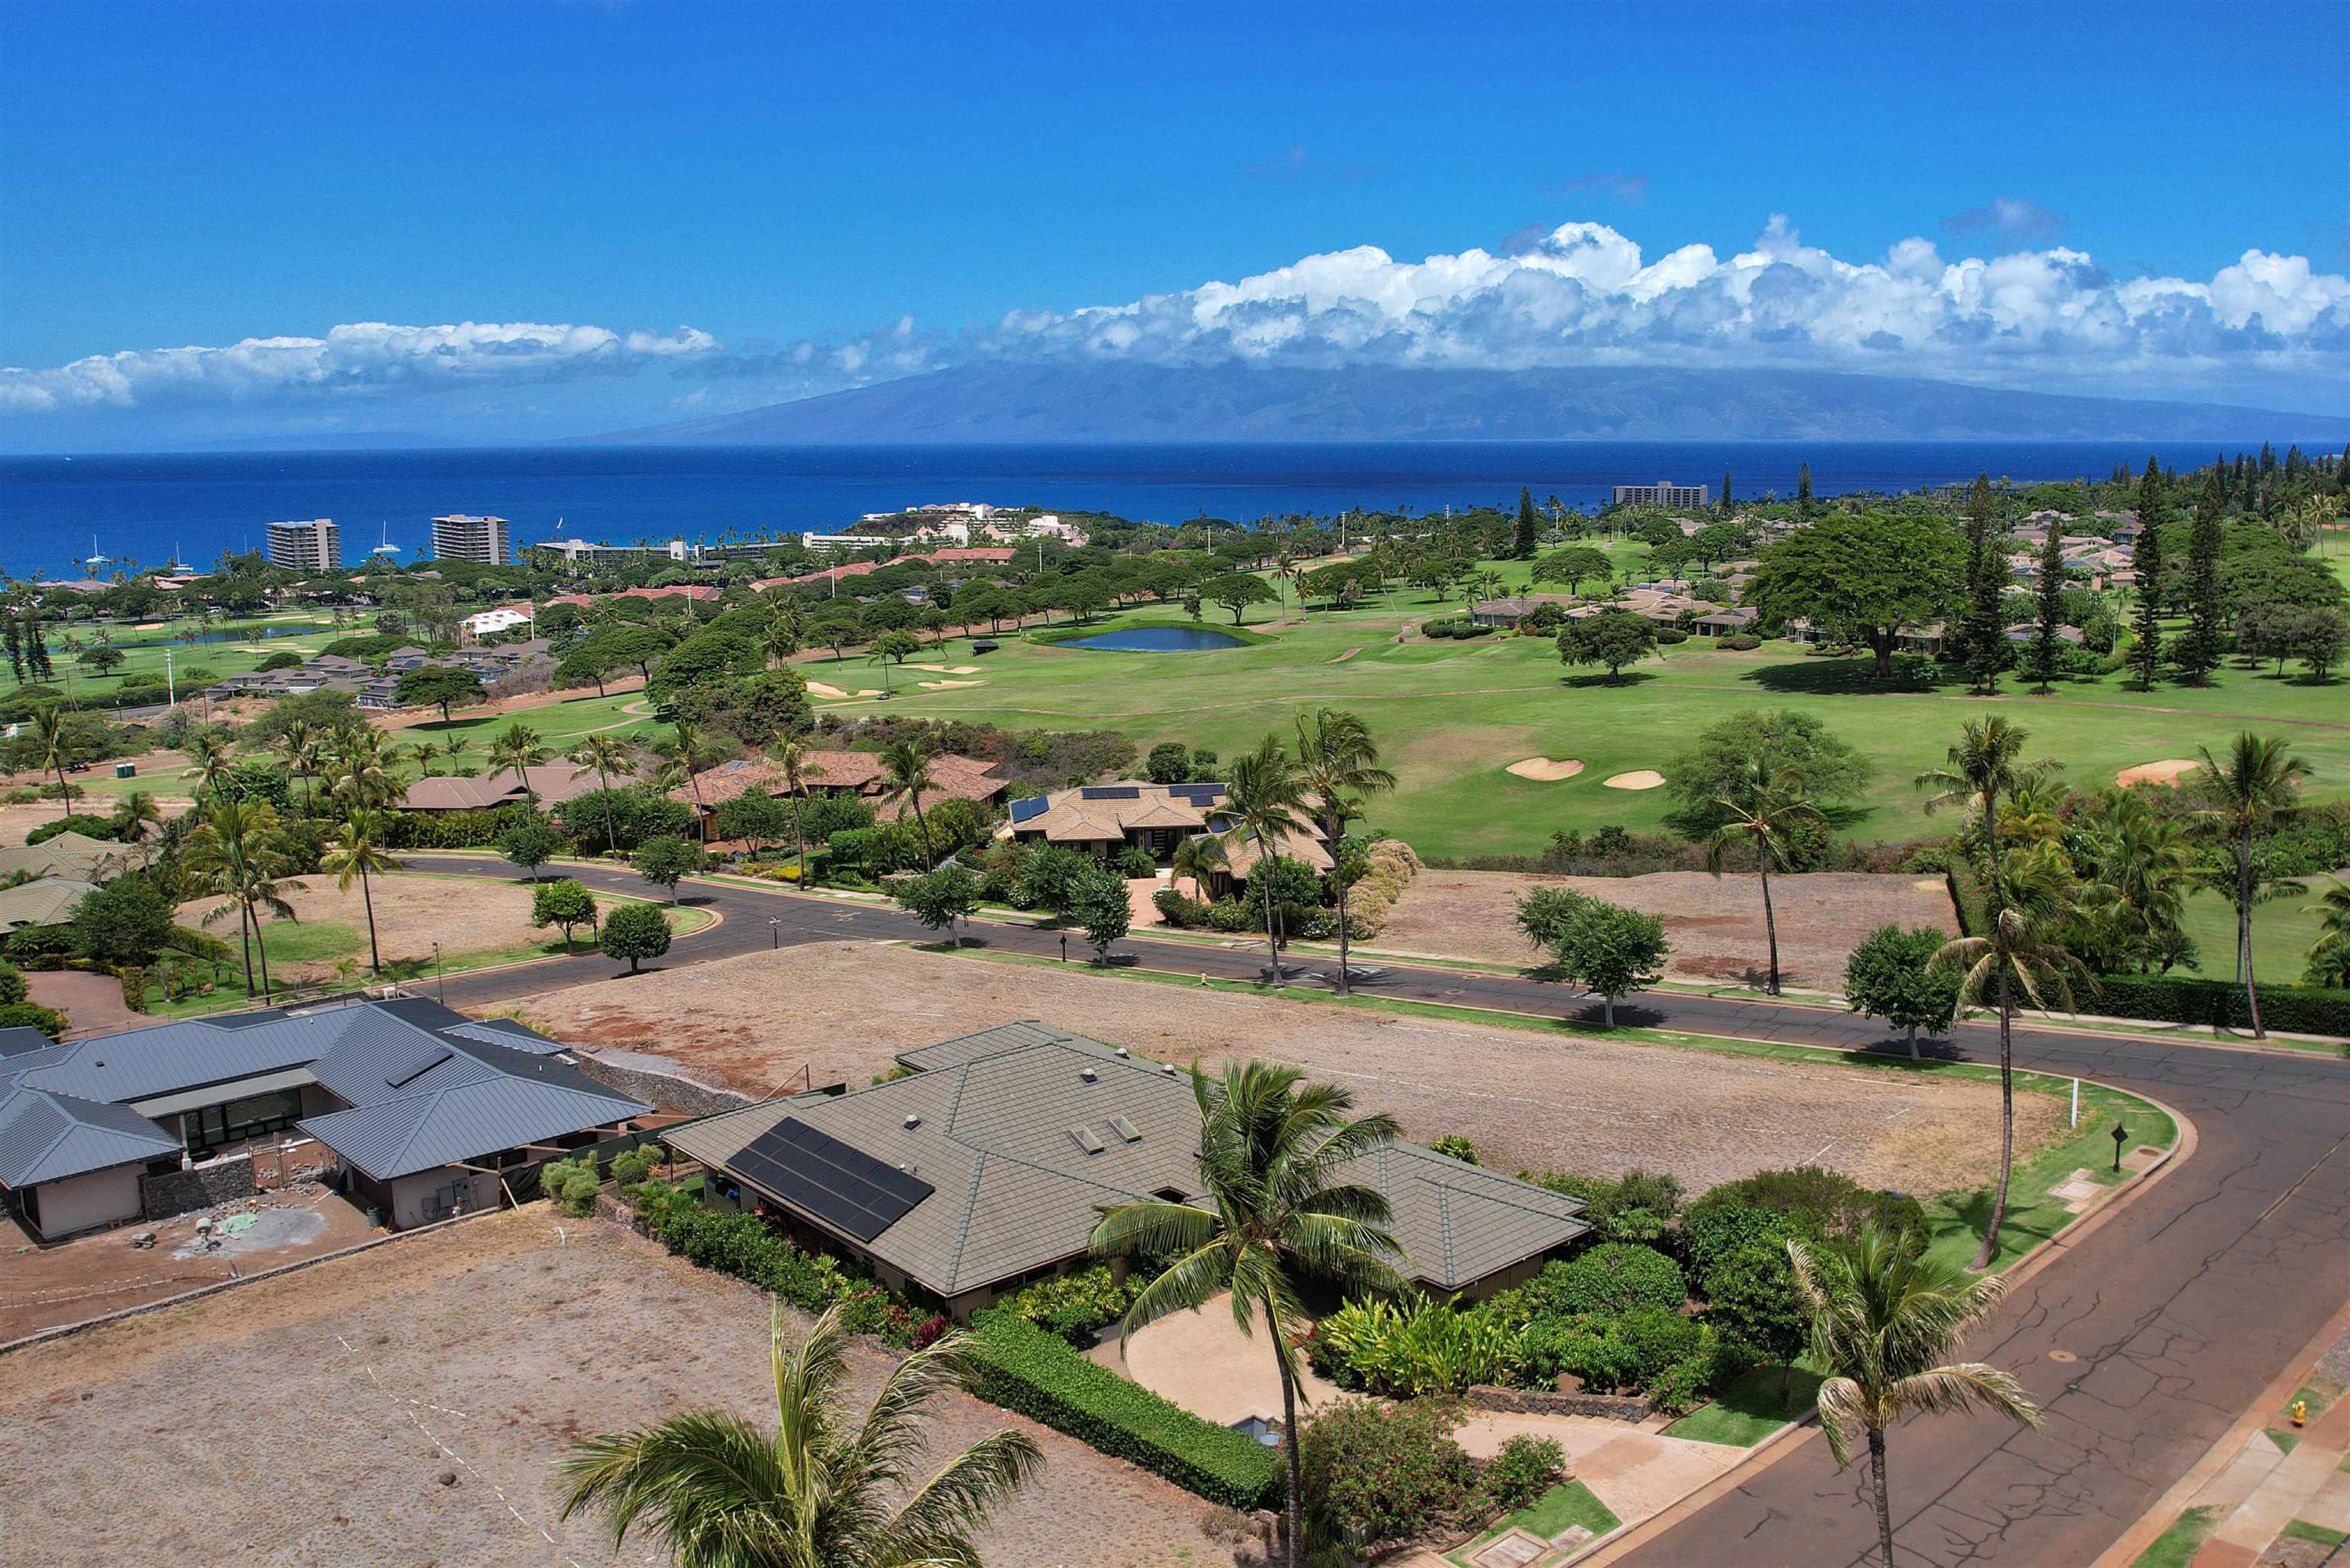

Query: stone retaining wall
left=1464, top=1384, right=1653, bottom=1422
left=568, top=1051, right=755, bottom=1118
left=141, top=1157, right=256, bottom=1221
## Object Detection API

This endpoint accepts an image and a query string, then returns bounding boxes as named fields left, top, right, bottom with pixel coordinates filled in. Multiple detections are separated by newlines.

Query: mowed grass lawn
left=776, top=575, right=2350, bottom=859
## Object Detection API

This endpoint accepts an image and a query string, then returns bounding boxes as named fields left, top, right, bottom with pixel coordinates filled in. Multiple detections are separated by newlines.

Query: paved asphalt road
left=408, top=856, right=2350, bottom=1567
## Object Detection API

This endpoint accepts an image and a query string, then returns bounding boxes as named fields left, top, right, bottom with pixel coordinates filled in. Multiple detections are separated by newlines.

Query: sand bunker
left=918, top=679, right=981, bottom=690
left=2117, top=759, right=2204, bottom=788
left=909, top=663, right=982, bottom=675
left=1506, top=757, right=1586, bottom=782
left=806, top=682, right=881, bottom=700
left=1603, top=769, right=1666, bottom=790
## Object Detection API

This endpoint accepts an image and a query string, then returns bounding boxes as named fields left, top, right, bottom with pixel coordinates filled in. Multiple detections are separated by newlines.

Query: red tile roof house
left=620, top=584, right=725, bottom=604
left=666, top=750, right=1008, bottom=839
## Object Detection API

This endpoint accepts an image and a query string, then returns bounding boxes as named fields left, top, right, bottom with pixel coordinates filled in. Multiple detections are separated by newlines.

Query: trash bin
left=115, top=762, right=137, bottom=779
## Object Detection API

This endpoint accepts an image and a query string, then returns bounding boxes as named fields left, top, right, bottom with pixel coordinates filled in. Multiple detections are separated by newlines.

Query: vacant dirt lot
left=176, top=872, right=553, bottom=981
left=512, top=941, right=2055, bottom=1195
left=1380, top=869, right=1960, bottom=990
left=0, top=792, right=191, bottom=846
left=0, top=1209, right=1226, bottom=1568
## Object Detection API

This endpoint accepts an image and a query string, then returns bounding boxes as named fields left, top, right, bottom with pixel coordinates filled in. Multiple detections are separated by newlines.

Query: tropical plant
left=657, top=716, right=712, bottom=842
left=567, top=733, right=636, bottom=855
left=29, top=707, right=83, bottom=818
left=1932, top=842, right=2090, bottom=1267
left=877, top=737, right=938, bottom=864
left=1220, top=734, right=1313, bottom=987
left=1701, top=761, right=1821, bottom=997
left=1091, top=1062, right=1405, bottom=1568
left=1170, top=831, right=1228, bottom=899
left=2195, top=732, right=2312, bottom=1038
left=1294, top=708, right=1396, bottom=996
left=109, top=789, right=164, bottom=843
left=321, top=808, right=398, bottom=975
left=486, top=721, right=550, bottom=808
left=769, top=738, right=825, bottom=885
left=181, top=797, right=301, bottom=1001
left=1791, top=1231, right=2042, bottom=1568
left=275, top=719, right=322, bottom=812
left=558, top=1301, right=1042, bottom=1568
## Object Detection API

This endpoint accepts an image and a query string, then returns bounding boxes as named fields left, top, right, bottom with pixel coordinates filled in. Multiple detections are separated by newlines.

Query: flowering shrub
left=1298, top=1396, right=1479, bottom=1546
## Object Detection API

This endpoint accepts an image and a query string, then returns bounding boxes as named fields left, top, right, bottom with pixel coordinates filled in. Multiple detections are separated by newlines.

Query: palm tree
left=1170, top=831, right=1229, bottom=902
left=178, top=728, right=235, bottom=805
left=1092, top=1062, right=1405, bottom=1568
left=487, top=721, right=549, bottom=808
left=321, top=808, right=399, bottom=977
left=29, top=708, right=79, bottom=818
left=1791, top=1231, right=2042, bottom=1568
left=2195, top=732, right=2311, bottom=1039
left=2077, top=790, right=2201, bottom=973
left=182, top=798, right=301, bottom=1002
left=658, top=717, right=711, bottom=843
left=1915, top=717, right=2059, bottom=889
left=109, top=789, right=163, bottom=844
left=560, top=1301, right=1042, bottom=1568
left=769, top=738, right=823, bottom=884
left=275, top=719, right=321, bottom=814
left=328, top=724, right=402, bottom=812
left=1932, top=842, right=2091, bottom=1268
left=1221, top=734, right=1313, bottom=988
left=1293, top=708, right=1396, bottom=997
left=568, top=733, right=636, bottom=855
left=2304, top=877, right=2350, bottom=977
left=878, top=737, right=938, bottom=864
left=1702, top=762, right=1821, bottom=997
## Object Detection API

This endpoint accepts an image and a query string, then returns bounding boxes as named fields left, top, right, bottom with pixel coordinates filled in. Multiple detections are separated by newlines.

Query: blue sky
left=3, top=0, right=2345, bottom=446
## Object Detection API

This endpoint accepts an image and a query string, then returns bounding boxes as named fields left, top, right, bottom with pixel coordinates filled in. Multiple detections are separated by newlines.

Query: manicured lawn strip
left=2176, top=885, right=2334, bottom=986
left=1447, top=1480, right=1620, bottom=1566
left=2282, top=1520, right=2347, bottom=1547
left=2269, top=1429, right=2302, bottom=1456
left=1662, top=1362, right=1829, bottom=1446
left=2128, top=1505, right=2221, bottom=1568
left=927, top=945, right=2179, bottom=1278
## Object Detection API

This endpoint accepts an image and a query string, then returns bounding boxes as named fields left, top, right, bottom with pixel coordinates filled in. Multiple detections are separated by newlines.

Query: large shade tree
left=1092, top=1062, right=1404, bottom=1568
left=560, top=1301, right=1042, bottom=1568
left=1748, top=512, right=1965, bottom=677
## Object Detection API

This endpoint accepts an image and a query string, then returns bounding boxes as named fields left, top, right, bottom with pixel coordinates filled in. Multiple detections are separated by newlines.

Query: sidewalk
left=2127, top=1320, right=2350, bottom=1567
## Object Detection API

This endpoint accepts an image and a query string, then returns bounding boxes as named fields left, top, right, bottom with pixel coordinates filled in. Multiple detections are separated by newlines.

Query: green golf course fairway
left=789, top=586, right=2350, bottom=861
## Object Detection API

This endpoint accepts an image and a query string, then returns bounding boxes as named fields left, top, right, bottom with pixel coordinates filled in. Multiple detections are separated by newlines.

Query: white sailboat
left=369, top=521, right=402, bottom=559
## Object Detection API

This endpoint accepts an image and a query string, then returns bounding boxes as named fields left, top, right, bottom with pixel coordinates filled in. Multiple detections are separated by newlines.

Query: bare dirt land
left=0, top=1209, right=1225, bottom=1568
left=509, top=941, right=2055, bottom=1194
left=1379, top=868, right=1960, bottom=991
left=0, top=791, right=191, bottom=845
left=175, top=871, right=553, bottom=981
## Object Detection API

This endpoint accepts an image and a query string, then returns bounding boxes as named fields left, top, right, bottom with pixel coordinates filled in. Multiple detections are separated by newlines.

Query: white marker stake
left=2071, top=1077, right=2080, bottom=1128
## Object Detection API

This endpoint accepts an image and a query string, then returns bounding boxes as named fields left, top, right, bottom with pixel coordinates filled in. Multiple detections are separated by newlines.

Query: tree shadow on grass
left=1742, top=657, right=1953, bottom=696
left=1857, top=1033, right=1969, bottom=1065
left=1558, top=670, right=1662, bottom=691
left=1938, top=1185, right=2070, bottom=1265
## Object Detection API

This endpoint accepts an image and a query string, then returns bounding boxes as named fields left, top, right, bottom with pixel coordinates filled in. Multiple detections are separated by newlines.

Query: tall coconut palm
left=568, top=733, right=636, bottom=855
left=1092, top=1062, right=1404, bottom=1568
left=877, top=737, right=938, bottom=864
left=328, top=724, right=402, bottom=812
left=2305, top=877, right=2350, bottom=974
left=768, top=738, right=824, bottom=884
left=1220, top=734, right=1313, bottom=988
left=1170, top=831, right=1229, bottom=902
left=29, top=708, right=82, bottom=818
left=2078, top=790, right=2202, bottom=972
left=1792, top=1231, right=2042, bottom=1568
left=321, top=808, right=399, bottom=977
left=657, top=717, right=711, bottom=843
left=2195, top=732, right=2311, bottom=1039
left=177, top=728, right=235, bottom=805
left=560, top=1301, right=1042, bottom=1568
left=275, top=719, right=321, bottom=814
left=183, top=798, right=301, bottom=1003
left=1294, top=708, right=1396, bottom=997
left=486, top=721, right=549, bottom=808
left=1703, top=762, right=1821, bottom=997
left=1932, top=842, right=2091, bottom=1267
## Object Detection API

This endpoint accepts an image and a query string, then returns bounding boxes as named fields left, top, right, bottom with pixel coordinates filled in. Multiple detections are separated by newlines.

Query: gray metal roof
left=672, top=1023, right=1587, bottom=1300
left=0, top=1084, right=181, bottom=1188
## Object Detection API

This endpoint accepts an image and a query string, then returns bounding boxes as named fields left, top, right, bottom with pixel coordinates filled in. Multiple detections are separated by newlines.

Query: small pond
left=1064, top=626, right=1248, bottom=652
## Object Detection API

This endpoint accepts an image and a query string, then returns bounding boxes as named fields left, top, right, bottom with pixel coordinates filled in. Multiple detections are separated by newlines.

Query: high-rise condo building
left=430, top=514, right=512, bottom=564
left=263, top=517, right=342, bottom=573
left=1610, top=481, right=1710, bottom=509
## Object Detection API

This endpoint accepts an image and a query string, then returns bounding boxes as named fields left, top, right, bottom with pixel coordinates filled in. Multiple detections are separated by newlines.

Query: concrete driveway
left=1121, top=1291, right=1343, bottom=1426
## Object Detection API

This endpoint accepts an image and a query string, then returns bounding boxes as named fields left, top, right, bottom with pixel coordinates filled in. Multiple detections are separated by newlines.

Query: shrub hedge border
left=2083, top=973, right=2350, bottom=1036
left=966, top=1310, right=1282, bottom=1510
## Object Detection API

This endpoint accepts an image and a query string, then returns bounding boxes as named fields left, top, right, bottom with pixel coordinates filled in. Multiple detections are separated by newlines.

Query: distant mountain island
left=593, top=363, right=2350, bottom=445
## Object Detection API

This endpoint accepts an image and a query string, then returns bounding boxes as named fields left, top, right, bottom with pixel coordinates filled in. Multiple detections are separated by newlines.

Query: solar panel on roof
left=1170, top=784, right=1226, bottom=803
left=727, top=1117, right=934, bottom=1242
left=385, top=1047, right=452, bottom=1089
left=1080, top=786, right=1141, bottom=800
left=1009, top=796, right=1049, bottom=824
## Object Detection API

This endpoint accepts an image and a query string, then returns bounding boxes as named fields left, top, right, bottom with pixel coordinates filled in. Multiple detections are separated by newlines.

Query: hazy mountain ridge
left=594, top=364, right=2350, bottom=445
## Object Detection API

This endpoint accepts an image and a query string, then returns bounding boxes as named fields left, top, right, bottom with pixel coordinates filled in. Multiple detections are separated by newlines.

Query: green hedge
left=966, top=1310, right=1282, bottom=1510
left=2085, top=974, right=2350, bottom=1036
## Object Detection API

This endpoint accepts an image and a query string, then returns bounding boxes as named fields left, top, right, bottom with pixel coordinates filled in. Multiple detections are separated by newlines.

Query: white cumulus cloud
left=0, top=320, right=719, bottom=414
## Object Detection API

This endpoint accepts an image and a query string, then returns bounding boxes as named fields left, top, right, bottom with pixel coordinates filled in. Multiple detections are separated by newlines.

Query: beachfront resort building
left=263, top=517, right=342, bottom=574
left=1610, top=480, right=1710, bottom=509
left=430, top=513, right=513, bottom=565
left=669, top=1021, right=1590, bottom=1320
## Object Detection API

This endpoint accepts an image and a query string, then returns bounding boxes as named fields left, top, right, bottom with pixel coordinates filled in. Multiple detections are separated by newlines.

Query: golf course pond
left=1063, top=626, right=1250, bottom=652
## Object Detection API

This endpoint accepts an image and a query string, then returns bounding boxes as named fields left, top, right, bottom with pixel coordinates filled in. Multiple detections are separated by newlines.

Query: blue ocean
left=0, top=441, right=2229, bottom=578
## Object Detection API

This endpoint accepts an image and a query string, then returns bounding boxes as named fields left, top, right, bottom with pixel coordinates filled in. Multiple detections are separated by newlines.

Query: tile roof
left=401, top=762, right=643, bottom=813
left=0, top=877, right=101, bottom=929
left=671, top=1022, right=1586, bottom=1299
left=1005, top=781, right=1230, bottom=843
left=0, top=831, right=141, bottom=886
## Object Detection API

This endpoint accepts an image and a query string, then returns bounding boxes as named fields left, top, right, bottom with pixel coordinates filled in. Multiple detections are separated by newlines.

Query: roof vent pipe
left=903, top=1114, right=921, bottom=1129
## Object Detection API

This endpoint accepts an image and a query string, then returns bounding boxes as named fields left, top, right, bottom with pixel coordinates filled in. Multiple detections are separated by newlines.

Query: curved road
left=408, top=855, right=2350, bottom=1567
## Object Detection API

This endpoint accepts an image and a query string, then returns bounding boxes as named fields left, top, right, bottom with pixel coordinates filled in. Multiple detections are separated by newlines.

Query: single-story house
left=1470, top=594, right=1577, bottom=629
left=668, top=1021, right=1590, bottom=1320
left=1896, top=622, right=1948, bottom=656
left=2005, top=622, right=2085, bottom=646
left=402, top=762, right=646, bottom=814
left=1004, top=780, right=1227, bottom=861
left=1691, top=607, right=1758, bottom=637
left=0, top=877, right=101, bottom=932
left=0, top=831, right=143, bottom=886
left=461, top=605, right=535, bottom=639
left=669, top=750, right=1007, bottom=828
left=619, top=584, right=724, bottom=605
left=0, top=997, right=648, bottom=1241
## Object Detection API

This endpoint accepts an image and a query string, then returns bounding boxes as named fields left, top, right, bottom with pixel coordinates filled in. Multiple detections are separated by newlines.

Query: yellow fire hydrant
left=2290, top=1399, right=2308, bottom=1428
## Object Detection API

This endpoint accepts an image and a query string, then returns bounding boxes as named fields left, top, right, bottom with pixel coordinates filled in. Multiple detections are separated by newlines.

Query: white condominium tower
left=263, top=517, right=342, bottom=573
left=430, top=513, right=512, bottom=564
